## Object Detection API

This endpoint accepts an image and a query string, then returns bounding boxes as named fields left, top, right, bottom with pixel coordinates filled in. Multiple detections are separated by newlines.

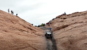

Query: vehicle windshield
left=47, top=32, right=51, bottom=34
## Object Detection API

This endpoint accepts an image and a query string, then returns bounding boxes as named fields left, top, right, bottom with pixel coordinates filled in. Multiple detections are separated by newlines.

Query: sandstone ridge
left=0, top=10, right=46, bottom=50
left=48, top=11, right=87, bottom=50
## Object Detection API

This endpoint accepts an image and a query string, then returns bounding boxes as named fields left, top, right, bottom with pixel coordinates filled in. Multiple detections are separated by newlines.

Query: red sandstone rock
left=0, top=10, right=46, bottom=50
left=47, top=11, right=87, bottom=50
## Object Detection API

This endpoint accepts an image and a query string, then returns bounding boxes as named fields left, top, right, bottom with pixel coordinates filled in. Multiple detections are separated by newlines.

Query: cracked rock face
left=0, top=10, right=46, bottom=50
left=49, top=11, right=87, bottom=50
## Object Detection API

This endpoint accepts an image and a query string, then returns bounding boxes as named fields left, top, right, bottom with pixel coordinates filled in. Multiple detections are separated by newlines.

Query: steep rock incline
left=0, top=10, right=46, bottom=50
left=47, top=11, right=87, bottom=50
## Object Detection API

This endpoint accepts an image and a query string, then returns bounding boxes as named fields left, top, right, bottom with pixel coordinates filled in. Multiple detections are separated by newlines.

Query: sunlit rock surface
left=0, top=10, right=47, bottom=50
left=47, top=11, right=87, bottom=50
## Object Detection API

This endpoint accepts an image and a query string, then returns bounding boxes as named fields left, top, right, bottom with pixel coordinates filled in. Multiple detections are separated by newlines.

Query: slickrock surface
left=47, top=11, right=87, bottom=50
left=0, top=10, right=46, bottom=50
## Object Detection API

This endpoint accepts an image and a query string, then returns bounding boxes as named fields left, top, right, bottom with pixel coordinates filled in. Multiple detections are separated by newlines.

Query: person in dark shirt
left=11, top=10, right=14, bottom=15
left=8, top=9, right=10, bottom=13
left=16, top=14, right=18, bottom=16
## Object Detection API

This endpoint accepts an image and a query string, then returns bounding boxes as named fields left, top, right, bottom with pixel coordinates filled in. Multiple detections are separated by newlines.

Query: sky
left=0, top=0, right=87, bottom=25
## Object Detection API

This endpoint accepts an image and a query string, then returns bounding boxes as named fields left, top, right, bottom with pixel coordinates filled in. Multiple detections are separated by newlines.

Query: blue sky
left=0, top=0, right=87, bottom=25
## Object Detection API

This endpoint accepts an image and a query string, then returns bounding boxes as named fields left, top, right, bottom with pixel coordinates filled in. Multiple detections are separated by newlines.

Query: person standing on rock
left=8, top=9, right=10, bottom=13
left=16, top=14, right=18, bottom=16
left=11, top=10, right=14, bottom=15
left=49, top=28, right=51, bottom=31
left=63, top=12, right=66, bottom=15
left=46, top=22, right=50, bottom=26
